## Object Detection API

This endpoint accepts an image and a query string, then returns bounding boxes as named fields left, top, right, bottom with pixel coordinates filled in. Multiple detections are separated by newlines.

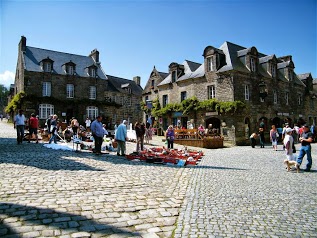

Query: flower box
left=203, top=137, right=224, bottom=149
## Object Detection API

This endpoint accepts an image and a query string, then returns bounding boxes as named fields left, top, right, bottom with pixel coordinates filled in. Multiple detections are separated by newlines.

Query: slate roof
left=107, top=75, right=142, bottom=96
left=157, top=60, right=204, bottom=86
left=24, top=47, right=107, bottom=79
left=297, top=73, right=312, bottom=80
left=152, top=41, right=310, bottom=88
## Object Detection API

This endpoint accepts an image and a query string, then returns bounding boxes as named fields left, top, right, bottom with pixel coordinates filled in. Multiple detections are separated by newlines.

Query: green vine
left=6, top=92, right=122, bottom=113
left=150, top=97, right=245, bottom=117
left=5, top=91, right=26, bottom=113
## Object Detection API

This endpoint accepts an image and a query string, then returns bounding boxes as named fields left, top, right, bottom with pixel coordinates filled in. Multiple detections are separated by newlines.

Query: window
left=250, top=58, right=256, bottom=72
left=66, top=65, right=74, bottom=75
left=89, top=68, right=96, bottom=77
left=171, top=71, right=177, bottom=83
left=163, top=95, right=168, bottom=107
left=298, top=94, right=302, bottom=105
left=44, top=62, right=52, bottom=72
left=125, top=97, right=132, bottom=106
left=151, top=80, right=155, bottom=87
left=105, top=96, right=112, bottom=102
left=181, top=91, right=187, bottom=101
left=273, top=90, right=278, bottom=104
left=125, top=88, right=132, bottom=94
left=89, top=86, right=96, bottom=99
left=208, top=85, right=216, bottom=99
left=288, top=70, right=293, bottom=81
left=270, top=64, right=276, bottom=77
left=86, top=106, right=98, bottom=120
left=39, top=104, right=54, bottom=119
left=145, top=96, right=149, bottom=102
left=66, top=84, right=74, bottom=98
left=244, top=85, right=250, bottom=100
left=42, top=82, right=51, bottom=97
left=207, top=57, right=213, bottom=72
left=285, top=92, right=289, bottom=105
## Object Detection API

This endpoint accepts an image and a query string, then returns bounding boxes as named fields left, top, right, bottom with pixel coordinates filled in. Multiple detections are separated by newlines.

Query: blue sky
left=0, top=0, right=316, bottom=89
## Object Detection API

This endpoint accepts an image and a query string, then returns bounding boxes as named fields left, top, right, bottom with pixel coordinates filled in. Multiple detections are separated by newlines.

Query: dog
left=284, top=159, right=299, bottom=173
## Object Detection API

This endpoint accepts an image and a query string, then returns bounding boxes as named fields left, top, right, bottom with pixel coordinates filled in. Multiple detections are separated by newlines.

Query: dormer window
left=207, top=57, right=213, bottom=72
left=250, top=58, right=256, bottom=72
left=288, top=70, right=293, bottom=81
left=44, top=62, right=52, bottom=72
left=89, top=67, right=96, bottom=77
left=270, top=63, right=276, bottom=78
left=41, top=57, right=54, bottom=73
left=66, top=65, right=74, bottom=75
left=171, top=71, right=177, bottom=83
left=151, top=80, right=155, bottom=88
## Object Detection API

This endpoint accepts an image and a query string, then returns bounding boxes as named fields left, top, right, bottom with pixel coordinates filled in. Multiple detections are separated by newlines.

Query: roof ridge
left=27, top=46, right=89, bottom=58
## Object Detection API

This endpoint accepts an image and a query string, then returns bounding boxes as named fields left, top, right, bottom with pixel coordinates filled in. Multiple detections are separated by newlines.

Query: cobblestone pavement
left=0, top=120, right=316, bottom=238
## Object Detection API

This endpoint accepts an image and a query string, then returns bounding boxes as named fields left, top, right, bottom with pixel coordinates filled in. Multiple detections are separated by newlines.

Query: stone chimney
left=89, top=49, right=99, bottom=63
left=19, top=36, right=26, bottom=52
left=133, top=76, right=141, bottom=85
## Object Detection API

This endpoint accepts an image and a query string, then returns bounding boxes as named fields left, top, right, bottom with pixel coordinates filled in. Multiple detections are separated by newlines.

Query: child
left=250, top=132, right=257, bottom=148
left=283, top=128, right=298, bottom=172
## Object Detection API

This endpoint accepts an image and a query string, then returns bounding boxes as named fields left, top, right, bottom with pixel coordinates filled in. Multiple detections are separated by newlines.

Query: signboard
left=206, top=112, right=218, bottom=116
left=173, top=112, right=183, bottom=117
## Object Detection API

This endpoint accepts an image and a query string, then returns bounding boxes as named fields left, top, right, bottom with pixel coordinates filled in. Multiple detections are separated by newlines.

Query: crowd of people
left=11, top=110, right=315, bottom=171
left=250, top=121, right=315, bottom=172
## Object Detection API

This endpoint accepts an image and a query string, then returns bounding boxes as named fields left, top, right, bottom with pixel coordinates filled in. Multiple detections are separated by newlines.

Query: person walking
left=283, top=128, right=295, bottom=168
left=135, top=122, right=145, bottom=152
left=115, top=120, right=128, bottom=156
left=296, top=125, right=314, bottom=172
left=270, top=125, right=278, bottom=151
left=48, top=115, right=58, bottom=144
left=71, top=117, right=79, bottom=138
left=145, top=125, right=153, bottom=144
left=90, top=115, right=105, bottom=155
left=165, top=125, right=175, bottom=149
left=28, top=113, right=39, bottom=143
left=249, top=132, right=257, bottom=148
left=85, top=117, right=91, bottom=132
left=14, top=109, right=26, bottom=144
left=259, top=127, right=265, bottom=148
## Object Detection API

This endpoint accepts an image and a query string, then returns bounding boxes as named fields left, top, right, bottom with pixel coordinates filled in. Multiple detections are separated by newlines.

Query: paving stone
left=0, top=121, right=316, bottom=237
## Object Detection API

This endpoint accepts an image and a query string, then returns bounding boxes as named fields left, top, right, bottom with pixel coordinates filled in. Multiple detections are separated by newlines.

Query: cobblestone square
left=0, top=121, right=316, bottom=237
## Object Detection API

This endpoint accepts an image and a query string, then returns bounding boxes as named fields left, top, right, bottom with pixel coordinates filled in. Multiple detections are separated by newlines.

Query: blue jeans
left=49, top=133, right=57, bottom=144
left=16, top=125, right=25, bottom=143
left=297, top=145, right=312, bottom=169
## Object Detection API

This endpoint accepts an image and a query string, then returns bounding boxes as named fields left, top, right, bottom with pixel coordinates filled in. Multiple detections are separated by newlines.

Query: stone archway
left=205, top=117, right=221, bottom=130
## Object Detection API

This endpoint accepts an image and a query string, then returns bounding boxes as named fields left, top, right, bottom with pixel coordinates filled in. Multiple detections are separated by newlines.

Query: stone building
left=11, top=36, right=143, bottom=128
left=142, top=41, right=317, bottom=145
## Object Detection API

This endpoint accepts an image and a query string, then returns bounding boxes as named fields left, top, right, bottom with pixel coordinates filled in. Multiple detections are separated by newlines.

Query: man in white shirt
left=14, top=109, right=26, bottom=144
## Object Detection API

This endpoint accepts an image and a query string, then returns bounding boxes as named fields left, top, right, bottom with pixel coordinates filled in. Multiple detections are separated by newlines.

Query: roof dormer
left=62, top=61, right=76, bottom=75
left=203, top=46, right=226, bottom=72
left=277, top=55, right=295, bottom=81
left=40, top=57, right=54, bottom=73
left=168, top=62, right=184, bottom=83
left=86, top=64, right=98, bottom=78
left=237, top=46, right=258, bottom=73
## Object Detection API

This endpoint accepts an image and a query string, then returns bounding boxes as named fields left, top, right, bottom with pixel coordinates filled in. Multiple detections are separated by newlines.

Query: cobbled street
left=0, top=120, right=316, bottom=238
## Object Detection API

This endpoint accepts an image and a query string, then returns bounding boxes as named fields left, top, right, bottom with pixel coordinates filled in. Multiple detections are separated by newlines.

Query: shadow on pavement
left=0, top=138, right=104, bottom=171
left=0, top=202, right=142, bottom=237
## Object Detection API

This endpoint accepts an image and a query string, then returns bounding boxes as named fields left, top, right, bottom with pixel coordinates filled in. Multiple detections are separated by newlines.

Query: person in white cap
left=115, top=120, right=128, bottom=156
left=283, top=128, right=294, bottom=157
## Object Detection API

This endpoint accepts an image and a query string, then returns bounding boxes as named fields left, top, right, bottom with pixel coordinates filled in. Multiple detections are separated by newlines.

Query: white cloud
left=0, top=71, right=15, bottom=88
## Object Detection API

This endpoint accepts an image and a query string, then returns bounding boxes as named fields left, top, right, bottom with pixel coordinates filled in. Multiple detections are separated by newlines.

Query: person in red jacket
left=28, top=113, right=39, bottom=143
